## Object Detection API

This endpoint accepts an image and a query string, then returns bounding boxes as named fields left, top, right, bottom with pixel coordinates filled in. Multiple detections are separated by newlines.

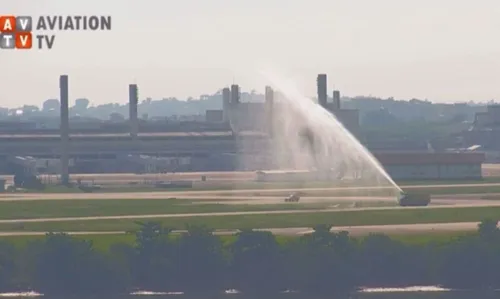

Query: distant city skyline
left=2, top=0, right=499, bottom=108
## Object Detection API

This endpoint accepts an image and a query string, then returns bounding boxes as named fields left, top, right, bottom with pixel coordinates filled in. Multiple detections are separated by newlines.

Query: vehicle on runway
left=285, top=192, right=301, bottom=202
left=398, top=192, right=431, bottom=206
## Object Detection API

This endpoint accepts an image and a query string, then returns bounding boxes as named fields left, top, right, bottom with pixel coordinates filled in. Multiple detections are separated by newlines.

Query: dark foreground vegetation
left=1, top=220, right=500, bottom=296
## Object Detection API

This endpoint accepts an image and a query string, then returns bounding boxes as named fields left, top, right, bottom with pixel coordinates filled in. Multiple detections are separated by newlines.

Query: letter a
left=3, top=19, right=12, bottom=31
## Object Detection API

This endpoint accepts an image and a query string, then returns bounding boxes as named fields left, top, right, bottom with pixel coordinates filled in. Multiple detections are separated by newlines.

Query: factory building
left=205, top=110, right=224, bottom=123
left=375, top=152, right=485, bottom=180
left=207, top=75, right=360, bottom=136
left=316, top=74, right=360, bottom=135
left=255, top=152, right=485, bottom=182
left=460, top=104, right=500, bottom=162
left=0, top=74, right=485, bottom=182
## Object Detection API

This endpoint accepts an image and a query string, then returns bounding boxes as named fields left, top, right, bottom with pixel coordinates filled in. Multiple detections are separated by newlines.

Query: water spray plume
left=259, top=69, right=403, bottom=193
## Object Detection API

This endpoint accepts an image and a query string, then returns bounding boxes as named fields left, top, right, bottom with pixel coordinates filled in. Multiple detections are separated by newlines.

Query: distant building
left=324, top=102, right=360, bottom=136
left=461, top=105, right=500, bottom=156
left=254, top=152, right=485, bottom=181
left=225, top=77, right=360, bottom=136
left=472, top=105, right=500, bottom=129
left=205, top=110, right=224, bottom=122
left=375, top=152, right=485, bottom=180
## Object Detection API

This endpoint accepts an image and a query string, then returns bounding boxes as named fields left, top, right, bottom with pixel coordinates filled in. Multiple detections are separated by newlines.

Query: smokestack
left=59, top=75, right=69, bottom=185
left=230, top=84, right=240, bottom=104
left=265, top=86, right=274, bottom=104
left=333, top=90, right=341, bottom=110
left=129, top=84, right=138, bottom=138
left=222, top=88, right=230, bottom=122
left=265, top=86, right=274, bottom=136
left=317, top=74, right=327, bottom=107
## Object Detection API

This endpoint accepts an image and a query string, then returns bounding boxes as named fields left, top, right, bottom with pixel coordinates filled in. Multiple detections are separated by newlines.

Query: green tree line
left=1, top=220, right=500, bottom=296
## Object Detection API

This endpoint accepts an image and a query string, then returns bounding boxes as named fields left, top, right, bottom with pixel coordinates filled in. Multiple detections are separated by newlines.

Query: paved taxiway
left=1, top=181, right=500, bottom=202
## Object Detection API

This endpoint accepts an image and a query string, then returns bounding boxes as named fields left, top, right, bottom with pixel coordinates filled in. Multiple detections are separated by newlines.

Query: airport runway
left=1, top=182, right=500, bottom=201
left=0, top=163, right=499, bottom=184
left=0, top=222, right=484, bottom=237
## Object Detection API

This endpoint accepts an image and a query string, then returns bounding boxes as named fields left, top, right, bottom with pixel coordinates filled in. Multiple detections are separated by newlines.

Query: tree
left=285, top=227, right=358, bottom=296
left=230, top=230, right=285, bottom=294
left=28, top=233, right=127, bottom=295
left=74, top=98, right=90, bottom=111
left=42, top=99, right=59, bottom=111
left=129, top=221, right=174, bottom=291
left=0, top=242, right=19, bottom=291
left=478, top=219, right=499, bottom=239
left=174, top=225, right=228, bottom=293
left=22, top=105, right=39, bottom=115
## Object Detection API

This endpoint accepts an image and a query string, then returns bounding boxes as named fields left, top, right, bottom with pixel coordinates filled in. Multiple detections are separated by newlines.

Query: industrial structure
left=59, top=75, right=70, bottom=185
left=375, top=152, right=484, bottom=180
left=129, top=84, right=139, bottom=139
left=0, top=74, right=486, bottom=181
left=461, top=104, right=500, bottom=162
left=255, top=152, right=485, bottom=181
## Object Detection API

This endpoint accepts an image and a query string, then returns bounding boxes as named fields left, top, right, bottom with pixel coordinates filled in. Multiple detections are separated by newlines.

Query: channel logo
left=0, top=15, right=112, bottom=50
left=0, top=15, right=32, bottom=49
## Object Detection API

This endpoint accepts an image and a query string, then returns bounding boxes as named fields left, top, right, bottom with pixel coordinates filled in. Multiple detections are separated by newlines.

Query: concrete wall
left=205, top=110, right=224, bottom=122
left=0, top=135, right=269, bottom=157
left=385, top=163, right=482, bottom=180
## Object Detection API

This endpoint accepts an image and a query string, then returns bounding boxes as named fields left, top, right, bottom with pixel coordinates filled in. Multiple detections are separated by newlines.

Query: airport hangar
left=0, top=74, right=486, bottom=180
left=0, top=131, right=485, bottom=180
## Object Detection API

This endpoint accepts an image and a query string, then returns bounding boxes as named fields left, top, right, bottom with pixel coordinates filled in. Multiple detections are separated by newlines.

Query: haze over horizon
left=1, top=0, right=499, bottom=108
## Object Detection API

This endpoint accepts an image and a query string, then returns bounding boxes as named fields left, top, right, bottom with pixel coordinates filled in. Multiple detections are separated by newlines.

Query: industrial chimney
left=222, top=88, right=230, bottom=122
left=317, top=74, right=327, bottom=107
left=265, top=86, right=274, bottom=135
left=265, top=86, right=274, bottom=104
left=230, top=84, right=240, bottom=104
left=333, top=90, right=341, bottom=110
left=129, top=84, right=138, bottom=138
left=59, top=75, right=70, bottom=185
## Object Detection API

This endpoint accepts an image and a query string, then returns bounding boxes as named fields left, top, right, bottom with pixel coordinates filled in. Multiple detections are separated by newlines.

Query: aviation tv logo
left=0, top=15, right=112, bottom=50
left=0, top=16, right=33, bottom=49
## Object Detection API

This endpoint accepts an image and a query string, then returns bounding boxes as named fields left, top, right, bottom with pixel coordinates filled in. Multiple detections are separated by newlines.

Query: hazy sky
left=2, top=0, right=500, bottom=107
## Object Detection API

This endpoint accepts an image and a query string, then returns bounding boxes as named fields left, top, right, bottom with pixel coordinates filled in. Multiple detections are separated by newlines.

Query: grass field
left=0, top=198, right=336, bottom=220
left=0, top=231, right=475, bottom=251
left=0, top=198, right=397, bottom=220
left=0, top=206, right=498, bottom=232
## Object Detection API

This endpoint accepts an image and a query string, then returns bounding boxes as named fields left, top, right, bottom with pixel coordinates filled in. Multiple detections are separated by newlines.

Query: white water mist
left=260, top=70, right=402, bottom=192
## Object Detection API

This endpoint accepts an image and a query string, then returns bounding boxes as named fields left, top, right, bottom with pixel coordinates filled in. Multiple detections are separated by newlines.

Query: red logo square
left=15, top=32, right=32, bottom=49
left=0, top=16, right=16, bottom=33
